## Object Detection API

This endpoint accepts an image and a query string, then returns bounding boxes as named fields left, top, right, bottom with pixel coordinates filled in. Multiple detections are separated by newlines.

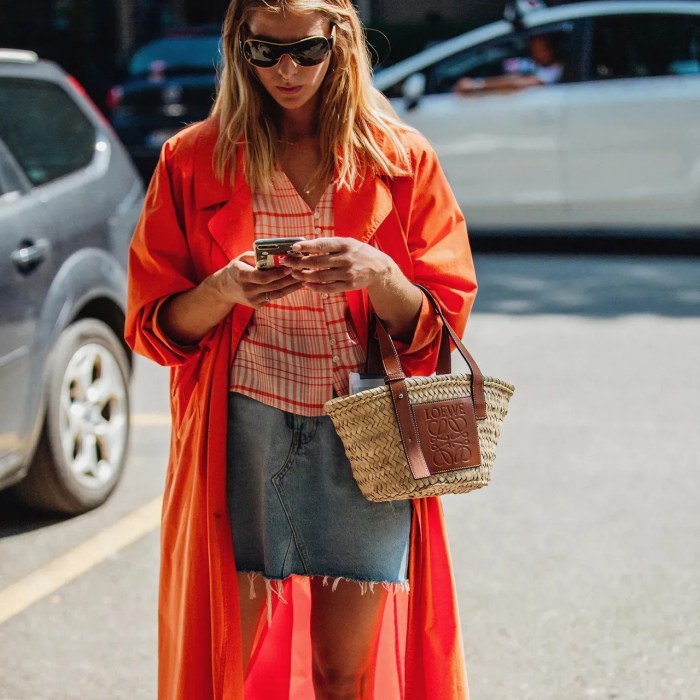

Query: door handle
left=11, top=238, right=50, bottom=273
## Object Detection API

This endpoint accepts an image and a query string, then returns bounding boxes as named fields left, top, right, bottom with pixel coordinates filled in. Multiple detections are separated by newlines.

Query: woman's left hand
left=282, top=237, right=392, bottom=294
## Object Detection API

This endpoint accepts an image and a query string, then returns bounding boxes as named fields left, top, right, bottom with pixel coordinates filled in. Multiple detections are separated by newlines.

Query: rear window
left=0, top=78, right=95, bottom=186
left=592, top=13, right=700, bottom=79
left=129, top=37, right=222, bottom=76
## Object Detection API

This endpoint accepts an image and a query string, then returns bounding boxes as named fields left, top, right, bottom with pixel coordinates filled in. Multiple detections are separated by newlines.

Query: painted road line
left=0, top=496, right=162, bottom=626
left=131, top=412, right=171, bottom=427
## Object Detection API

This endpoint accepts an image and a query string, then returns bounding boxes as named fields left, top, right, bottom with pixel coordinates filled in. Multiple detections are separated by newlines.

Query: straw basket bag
left=324, top=287, right=514, bottom=502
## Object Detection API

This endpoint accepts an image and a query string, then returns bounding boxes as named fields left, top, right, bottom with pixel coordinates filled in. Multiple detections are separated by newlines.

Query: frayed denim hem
left=239, top=571, right=410, bottom=627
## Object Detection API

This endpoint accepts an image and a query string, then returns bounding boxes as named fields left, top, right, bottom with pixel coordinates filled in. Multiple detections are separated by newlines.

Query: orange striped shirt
left=229, top=172, right=365, bottom=416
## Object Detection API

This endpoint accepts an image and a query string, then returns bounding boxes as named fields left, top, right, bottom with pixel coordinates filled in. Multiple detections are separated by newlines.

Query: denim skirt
left=226, top=392, right=411, bottom=583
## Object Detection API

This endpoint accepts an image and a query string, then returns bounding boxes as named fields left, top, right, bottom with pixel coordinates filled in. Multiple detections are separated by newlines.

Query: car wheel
left=16, top=319, right=131, bottom=514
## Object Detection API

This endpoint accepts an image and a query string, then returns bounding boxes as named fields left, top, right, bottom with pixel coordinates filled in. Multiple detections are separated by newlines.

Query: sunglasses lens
left=244, top=40, right=280, bottom=68
left=291, top=37, right=331, bottom=66
left=243, top=36, right=331, bottom=68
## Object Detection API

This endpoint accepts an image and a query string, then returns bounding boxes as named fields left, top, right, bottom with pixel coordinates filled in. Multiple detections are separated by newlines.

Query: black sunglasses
left=241, top=25, right=335, bottom=68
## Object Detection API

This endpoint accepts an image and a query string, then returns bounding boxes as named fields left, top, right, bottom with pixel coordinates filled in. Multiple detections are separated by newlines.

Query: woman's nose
left=277, top=53, right=298, bottom=79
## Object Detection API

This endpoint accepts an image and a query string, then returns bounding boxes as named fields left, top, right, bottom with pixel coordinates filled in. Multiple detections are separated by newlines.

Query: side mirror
left=402, top=73, right=426, bottom=111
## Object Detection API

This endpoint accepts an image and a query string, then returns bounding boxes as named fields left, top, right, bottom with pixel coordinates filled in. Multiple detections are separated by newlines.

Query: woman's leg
left=237, top=572, right=267, bottom=676
left=310, top=578, right=389, bottom=700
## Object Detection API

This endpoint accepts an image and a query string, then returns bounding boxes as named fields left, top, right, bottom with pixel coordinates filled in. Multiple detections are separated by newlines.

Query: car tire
left=15, top=319, right=131, bottom=514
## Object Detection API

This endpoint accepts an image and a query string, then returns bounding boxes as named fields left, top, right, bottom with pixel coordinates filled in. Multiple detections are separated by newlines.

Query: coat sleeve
left=125, top=144, right=206, bottom=366
left=391, top=136, right=477, bottom=362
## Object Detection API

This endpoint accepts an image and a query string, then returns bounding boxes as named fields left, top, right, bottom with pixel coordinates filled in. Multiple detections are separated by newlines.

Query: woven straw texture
left=324, top=373, right=515, bottom=502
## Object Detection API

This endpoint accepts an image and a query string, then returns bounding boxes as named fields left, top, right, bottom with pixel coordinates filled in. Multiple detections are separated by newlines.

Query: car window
left=422, top=21, right=577, bottom=95
left=129, top=37, right=222, bottom=76
left=427, top=34, right=527, bottom=94
left=591, top=13, right=700, bottom=80
left=0, top=143, right=26, bottom=200
left=0, top=78, right=95, bottom=186
left=0, top=155, right=7, bottom=196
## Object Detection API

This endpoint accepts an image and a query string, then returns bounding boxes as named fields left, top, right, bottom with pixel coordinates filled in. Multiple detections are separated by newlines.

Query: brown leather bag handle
left=374, top=286, right=486, bottom=481
left=414, top=285, right=486, bottom=420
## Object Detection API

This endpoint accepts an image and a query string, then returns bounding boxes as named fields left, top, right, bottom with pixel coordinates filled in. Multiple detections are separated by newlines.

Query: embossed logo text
left=415, top=398, right=481, bottom=474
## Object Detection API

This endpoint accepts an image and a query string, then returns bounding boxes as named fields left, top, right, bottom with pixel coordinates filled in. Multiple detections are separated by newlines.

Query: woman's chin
left=273, top=90, right=319, bottom=114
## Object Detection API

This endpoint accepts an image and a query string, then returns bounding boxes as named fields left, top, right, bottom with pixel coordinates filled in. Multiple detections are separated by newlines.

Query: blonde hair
left=212, top=0, right=411, bottom=191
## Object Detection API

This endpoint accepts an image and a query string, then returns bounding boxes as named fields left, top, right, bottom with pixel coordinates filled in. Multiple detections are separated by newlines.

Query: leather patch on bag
left=413, top=398, right=481, bottom=474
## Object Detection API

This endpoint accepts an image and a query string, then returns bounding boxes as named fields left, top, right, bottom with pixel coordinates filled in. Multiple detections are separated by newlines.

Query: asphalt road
left=0, top=250, right=698, bottom=700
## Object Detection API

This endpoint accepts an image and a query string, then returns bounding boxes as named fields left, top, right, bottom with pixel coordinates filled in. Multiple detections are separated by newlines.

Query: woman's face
left=245, top=10, right=332, bottom=115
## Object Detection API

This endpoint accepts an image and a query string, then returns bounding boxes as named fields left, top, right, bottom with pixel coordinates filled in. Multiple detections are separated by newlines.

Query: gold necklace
left=278, top=166, right=314, bottom=196
left=278, top=131, right=316, bottom=146
left=277, top=137, right=322, bottom=195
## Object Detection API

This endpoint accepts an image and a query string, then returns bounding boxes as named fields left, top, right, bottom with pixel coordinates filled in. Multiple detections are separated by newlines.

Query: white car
left=374, top=1, right=700, bottom=235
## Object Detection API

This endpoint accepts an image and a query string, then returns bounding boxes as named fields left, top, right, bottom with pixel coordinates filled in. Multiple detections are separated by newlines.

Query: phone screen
left=254, top=237, right=304, bottom=270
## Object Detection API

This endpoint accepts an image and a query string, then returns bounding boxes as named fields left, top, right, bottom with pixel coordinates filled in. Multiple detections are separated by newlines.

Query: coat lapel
left=192, top=138, right=255, bottom=262
left=208, top=189, right=255, bottom=263
left=334, top=173, right=393, bottom=244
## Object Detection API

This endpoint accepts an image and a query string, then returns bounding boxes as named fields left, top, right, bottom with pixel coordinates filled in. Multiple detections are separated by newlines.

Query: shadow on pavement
left=0, top=491, right=67, bottom=537
left=470, top=237, right=700, bottom=318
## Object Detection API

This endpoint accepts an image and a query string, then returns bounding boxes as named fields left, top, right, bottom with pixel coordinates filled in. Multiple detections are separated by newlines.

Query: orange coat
left=125, top=117, right=477, bottom=699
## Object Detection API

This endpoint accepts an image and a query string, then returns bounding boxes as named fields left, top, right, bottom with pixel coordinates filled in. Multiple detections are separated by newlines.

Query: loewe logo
left=417, top=402, right=474, bottom=469
left=424, top=404, right=467, bottom=420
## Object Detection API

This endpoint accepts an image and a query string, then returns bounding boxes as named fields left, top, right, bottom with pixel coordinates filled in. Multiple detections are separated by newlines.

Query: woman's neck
left=279, top=96, right=321, bottom=143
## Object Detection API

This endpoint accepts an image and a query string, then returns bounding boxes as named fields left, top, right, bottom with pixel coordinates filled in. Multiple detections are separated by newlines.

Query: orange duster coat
left=125, top=117, right=477, bottom=699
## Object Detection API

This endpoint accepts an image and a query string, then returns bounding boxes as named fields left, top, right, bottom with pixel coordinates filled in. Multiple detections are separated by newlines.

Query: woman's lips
left=277, top=85, right=303, bottom=95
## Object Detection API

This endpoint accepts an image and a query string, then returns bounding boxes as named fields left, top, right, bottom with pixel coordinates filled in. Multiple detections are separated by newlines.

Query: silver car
left=375, top=1, right=700, bottom=235
left=0, top=50, right=143, bottom=513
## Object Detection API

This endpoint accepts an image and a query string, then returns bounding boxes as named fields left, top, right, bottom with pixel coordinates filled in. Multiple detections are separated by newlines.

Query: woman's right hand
left=211, top=252, right=304, bottom=309
left=159, top=252, right=303, bottom=345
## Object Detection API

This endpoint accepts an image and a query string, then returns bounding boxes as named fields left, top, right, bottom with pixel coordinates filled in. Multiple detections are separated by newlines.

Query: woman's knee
left=312, top=659, right=367, bottom=699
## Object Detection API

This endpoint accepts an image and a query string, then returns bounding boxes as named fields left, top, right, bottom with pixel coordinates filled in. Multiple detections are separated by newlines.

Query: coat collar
left=191, top=124, right=394, bottom=260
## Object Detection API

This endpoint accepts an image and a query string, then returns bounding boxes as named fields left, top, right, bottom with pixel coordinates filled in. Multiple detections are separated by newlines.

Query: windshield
left=129, top=37, right=222, bottom=76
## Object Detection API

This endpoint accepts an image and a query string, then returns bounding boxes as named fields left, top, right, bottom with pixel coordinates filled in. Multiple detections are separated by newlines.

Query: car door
left=386, top=22, right=581, bottom=230
left=563, top=12, right=700, bottom=229
left=0, top=71, right=107, bottom=476
left=0, top=141, right=49, bottom=471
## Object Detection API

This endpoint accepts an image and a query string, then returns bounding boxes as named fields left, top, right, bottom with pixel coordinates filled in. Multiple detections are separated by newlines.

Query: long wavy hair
left=212, top=0, right=411, bottom=191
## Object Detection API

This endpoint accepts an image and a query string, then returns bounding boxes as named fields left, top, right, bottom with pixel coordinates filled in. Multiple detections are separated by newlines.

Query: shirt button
left=314, top=227, right=322, bottom=234
left=314, top=211, right=321, bottom=219
left=330, top=338, right=336, bottom=346
left=322, top=293, right=329, bottom=300
left=332, top=356, right=340, bottom=364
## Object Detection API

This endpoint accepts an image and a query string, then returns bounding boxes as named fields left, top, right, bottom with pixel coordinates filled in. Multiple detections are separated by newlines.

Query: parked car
left=109, top=26, right=222, bottom=179
left=374, top=1, right=700, bottom=235
left=0, top=49, right=143, bottom=514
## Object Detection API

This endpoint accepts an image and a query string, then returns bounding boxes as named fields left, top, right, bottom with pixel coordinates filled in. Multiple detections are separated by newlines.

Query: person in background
left=454, top=31, right=564, bottom=95
left=125, top=0, right=477, bottom=698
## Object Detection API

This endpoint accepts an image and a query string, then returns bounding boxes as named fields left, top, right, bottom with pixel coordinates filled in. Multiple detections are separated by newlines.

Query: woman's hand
left=282, top=237, right=393, bottom=294
left=212, top=252, right=304, bottom=309
left=282, top=237, right=423, bottom=341
left=158, top=252, right=303, bottom=345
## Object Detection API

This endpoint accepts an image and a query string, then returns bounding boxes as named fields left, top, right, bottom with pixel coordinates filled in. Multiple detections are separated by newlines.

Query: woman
left=126, top=1, right=477, bottom=698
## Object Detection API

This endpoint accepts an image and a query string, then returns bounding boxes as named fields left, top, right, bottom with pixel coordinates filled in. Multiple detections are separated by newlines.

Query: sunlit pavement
left=1, top=250, right=698, bottom=700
